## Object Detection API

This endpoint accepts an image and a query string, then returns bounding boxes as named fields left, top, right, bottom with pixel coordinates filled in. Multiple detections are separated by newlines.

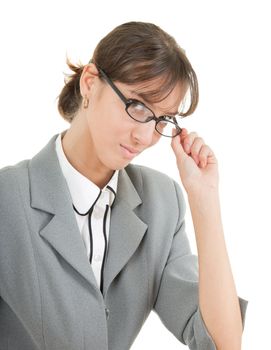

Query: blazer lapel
left=28, top=133, right=148, bottom=297
left=29, top=133, right=98, bottom=290
left=102, top=168, right=148, bottom=297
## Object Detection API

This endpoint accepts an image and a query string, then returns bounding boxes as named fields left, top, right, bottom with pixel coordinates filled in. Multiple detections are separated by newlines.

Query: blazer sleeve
left=153, top=180, right=248, bottom=349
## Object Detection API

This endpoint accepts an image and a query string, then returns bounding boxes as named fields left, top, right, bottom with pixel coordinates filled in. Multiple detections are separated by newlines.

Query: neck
left=61, top=115, right=114, bottom=189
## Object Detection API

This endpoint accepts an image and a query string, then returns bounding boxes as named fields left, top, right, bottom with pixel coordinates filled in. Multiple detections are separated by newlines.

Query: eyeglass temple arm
left=97, top=67, right=128, bottom=105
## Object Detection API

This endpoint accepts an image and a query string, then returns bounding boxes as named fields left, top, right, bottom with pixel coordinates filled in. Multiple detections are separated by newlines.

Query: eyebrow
left=128, top=89, right=180, bottom=116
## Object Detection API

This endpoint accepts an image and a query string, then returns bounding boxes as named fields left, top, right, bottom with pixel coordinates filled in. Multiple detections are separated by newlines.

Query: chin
left=111, top=160, right=131, bottom=171
left=102, top=157, right=130, bottom=172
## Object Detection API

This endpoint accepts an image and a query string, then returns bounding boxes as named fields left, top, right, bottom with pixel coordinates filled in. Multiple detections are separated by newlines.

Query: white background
left=0, top=1, right=270, bottom=349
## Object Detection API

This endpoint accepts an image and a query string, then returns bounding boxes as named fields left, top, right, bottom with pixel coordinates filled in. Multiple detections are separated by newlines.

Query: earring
left=83, top=95, right=89, bottom=109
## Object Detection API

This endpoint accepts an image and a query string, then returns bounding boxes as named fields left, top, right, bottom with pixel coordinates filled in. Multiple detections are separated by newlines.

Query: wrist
left=188, top=189, right=224, bottom=238
left=187, top=185, right=220, bottom=203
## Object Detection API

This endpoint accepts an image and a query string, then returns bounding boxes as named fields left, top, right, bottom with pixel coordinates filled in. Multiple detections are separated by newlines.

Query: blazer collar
left=28, top=133, right=147, bottom=296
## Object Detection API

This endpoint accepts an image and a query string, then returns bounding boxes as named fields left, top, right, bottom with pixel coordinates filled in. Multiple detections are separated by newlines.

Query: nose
left=131, top=120, right=156, bottom=146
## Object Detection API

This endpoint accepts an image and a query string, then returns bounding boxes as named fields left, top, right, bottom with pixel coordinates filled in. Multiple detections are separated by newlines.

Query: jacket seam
left=172, top=180, right=185, bottom=233
left=137, top=167, right=151, bottom=313
left=152, top=178, right=184, bottom=309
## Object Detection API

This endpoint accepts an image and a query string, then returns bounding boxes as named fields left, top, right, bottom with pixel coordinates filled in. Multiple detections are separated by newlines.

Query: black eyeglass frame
left=97, top=67, right=182, bottom=138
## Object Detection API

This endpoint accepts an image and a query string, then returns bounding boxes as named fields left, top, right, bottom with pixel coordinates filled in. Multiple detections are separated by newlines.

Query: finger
left=171, top=132, right=187, bottom=159
left=198, top=144, right=213, bottom=167
left=190, top=137, right=205, bottom=165
left=180, top=128, right=188, bottom=141
left=182, top=132, right=198, bottom=154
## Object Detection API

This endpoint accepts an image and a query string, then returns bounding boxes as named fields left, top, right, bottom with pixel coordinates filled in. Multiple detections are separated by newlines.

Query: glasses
left=98, top=68, right=182, bottom=137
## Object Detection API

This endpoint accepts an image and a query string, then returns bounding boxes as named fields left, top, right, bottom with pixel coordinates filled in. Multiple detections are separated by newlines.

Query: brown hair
left=58, top=21, right=199, bottom=123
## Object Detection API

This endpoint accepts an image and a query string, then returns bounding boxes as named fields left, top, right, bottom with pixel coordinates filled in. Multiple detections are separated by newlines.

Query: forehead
left=118, top=77, right=188, bottom=114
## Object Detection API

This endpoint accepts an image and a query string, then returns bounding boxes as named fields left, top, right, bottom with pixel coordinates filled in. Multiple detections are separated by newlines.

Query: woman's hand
left=171, top=128, right=219, bottom=196
left=172, top=129, right=244, bottom=349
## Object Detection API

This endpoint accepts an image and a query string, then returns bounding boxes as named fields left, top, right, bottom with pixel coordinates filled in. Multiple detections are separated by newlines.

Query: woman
left=0, top=21, right=247, bottom=350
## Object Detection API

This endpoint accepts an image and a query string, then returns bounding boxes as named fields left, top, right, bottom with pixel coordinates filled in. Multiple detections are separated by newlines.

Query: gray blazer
left=0, top=134, right=247, bottom=350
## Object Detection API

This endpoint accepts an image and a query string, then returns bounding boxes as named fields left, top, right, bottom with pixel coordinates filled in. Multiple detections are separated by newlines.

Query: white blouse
left=55, top=133, right=119, bottom=292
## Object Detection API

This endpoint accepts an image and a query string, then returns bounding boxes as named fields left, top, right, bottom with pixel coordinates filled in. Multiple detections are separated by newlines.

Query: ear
left=79, top=63, right=99, bottom=98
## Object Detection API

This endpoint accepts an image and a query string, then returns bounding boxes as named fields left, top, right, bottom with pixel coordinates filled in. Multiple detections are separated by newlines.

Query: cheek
left=99, top=103, right=127, bottom=132
left=88, top=105, right=114, bottom=134
left=96, top=114, right=128, bottom=147
left=150, top=132, right=162, bottom=147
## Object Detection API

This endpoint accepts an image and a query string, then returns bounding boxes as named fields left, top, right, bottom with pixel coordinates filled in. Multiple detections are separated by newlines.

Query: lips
left=121, top=144, right=140, bottom=154
left=120, top=144, right=140, bottom=159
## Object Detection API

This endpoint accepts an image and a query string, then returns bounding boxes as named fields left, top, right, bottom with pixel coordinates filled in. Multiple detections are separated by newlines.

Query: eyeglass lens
left=127, top=101, right=179, bottom=137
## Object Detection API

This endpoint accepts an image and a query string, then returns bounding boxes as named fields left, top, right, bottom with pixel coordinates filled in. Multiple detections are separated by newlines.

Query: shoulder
left=125, top=163, right=185, bottom=208
left=0, top=159, right=29, bottom=201
left=0, top=159, right=29, bottom=182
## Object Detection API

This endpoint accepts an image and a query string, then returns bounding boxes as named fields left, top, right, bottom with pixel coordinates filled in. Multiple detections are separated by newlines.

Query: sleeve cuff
left=238, top=297, right=248, bottom=330
left=183, top=297, right=248, bottom=350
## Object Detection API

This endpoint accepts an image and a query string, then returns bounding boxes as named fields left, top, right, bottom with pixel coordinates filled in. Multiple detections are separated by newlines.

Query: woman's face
left=83, top=69, right=187, bottom=171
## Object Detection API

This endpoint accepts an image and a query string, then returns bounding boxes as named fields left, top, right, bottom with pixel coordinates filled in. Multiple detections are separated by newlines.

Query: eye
left=127, top=99, right=154, bottom=121
left=131, top=102, right=145, bottom=112
left=160, top=115, right=173, bottom=122
left=129, top=101, right=147, bottom=116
